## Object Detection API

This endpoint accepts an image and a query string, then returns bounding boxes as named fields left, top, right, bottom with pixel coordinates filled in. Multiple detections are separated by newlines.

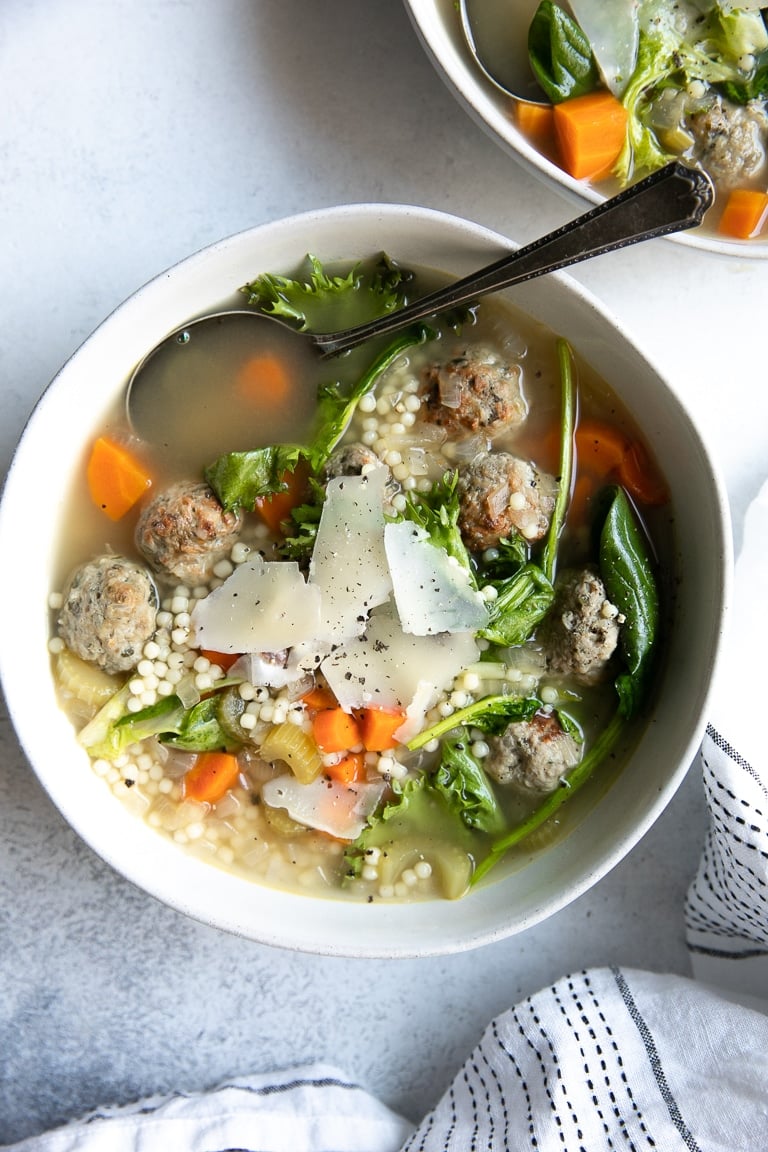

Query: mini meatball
left=58, top=554, right=157, bottom=674
left=689, top=98, right=768, bottom=190
left=421, top=349, right=527, bottom=439
left=135, top=480, right=243, bottom=585
left=457, top=450, right=557, bottom=552
left=323, top=442, right=381, bottom=479
left=485, top=712, right=581, bottom=794
left=323, top=443, right=398, bottom=508
left=538, top=567, right=621, bottom=685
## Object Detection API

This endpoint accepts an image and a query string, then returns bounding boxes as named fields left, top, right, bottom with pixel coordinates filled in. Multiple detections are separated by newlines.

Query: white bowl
left=403, top=0, right=768, bottom=260
left=0, top=204, right=731, bottom=957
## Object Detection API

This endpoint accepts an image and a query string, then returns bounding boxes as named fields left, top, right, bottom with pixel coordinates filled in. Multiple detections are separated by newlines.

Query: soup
left=509, top=0, right=768, bottom=242
left=47, top=253, right=669, bottom=902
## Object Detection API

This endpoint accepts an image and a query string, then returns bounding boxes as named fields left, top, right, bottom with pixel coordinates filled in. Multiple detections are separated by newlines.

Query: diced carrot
left=301, top=685, right=338, bottom=712
left=718, top=188, right=768, bottom=240
left=576, top=419, right=629, bottom=476
left=86, top=436, right=152, bottom=521
left=575, top=419, right=668, bottom=506
left=183, top=751, right=241, bottom=805
left=324, top=752, right=366, bottom=785
left=254, top=462, right=309, bottom=534
left=200, top=649, right=241, bottom=672
left=237, top=353, right=293, bottom=408
left=516, top=100, right=555, bottom=142
left=618, top=440, right=669, bottom=506
left=312, top=707, right=362, bottom=753
left=553, top=90, right=628, bottom=181
left=358, top=706, right=406, bottom=752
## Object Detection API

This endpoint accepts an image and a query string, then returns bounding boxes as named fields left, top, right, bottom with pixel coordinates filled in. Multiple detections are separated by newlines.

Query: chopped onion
left=176, top=672, right=201, bottom=710
left=437, top=368, right=463, bottom=409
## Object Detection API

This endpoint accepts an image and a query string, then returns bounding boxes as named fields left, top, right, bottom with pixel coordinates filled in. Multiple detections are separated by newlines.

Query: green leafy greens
left=394, top=470, right=477, bottom=583
left=241, top=252, right=414, bottom=333
left=599, top=485, right=660, bottom=719
left=528, top=1, right=599, bottom=103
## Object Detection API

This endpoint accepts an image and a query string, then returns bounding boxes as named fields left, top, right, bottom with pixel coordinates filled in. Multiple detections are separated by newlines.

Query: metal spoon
left=126, top=162, right=713, bottom=440
left=458, top=0, right=549, bottom=104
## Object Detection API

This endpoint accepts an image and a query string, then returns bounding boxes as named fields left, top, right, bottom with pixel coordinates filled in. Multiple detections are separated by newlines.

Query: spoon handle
left=313, top=162, right=713, bottom=357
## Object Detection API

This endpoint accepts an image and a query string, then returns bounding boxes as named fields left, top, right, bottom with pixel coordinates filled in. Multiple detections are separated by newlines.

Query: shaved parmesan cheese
left=384, top=520, right=488, bottom=636
left=393, top=679, right=441, bottom=744
left=569, top=0, right=639, bottom=96
left=309, top=468, right=392, bottom=641
left=322, top=603, right=479, bottom=712
left=262, top=774, right=386, bottom=840
left=190, top=554, right=321, bottom=653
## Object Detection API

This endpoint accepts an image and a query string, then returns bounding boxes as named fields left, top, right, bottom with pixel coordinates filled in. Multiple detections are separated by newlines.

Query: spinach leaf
left=599, top=486, right=660, bottom=718
left=407, top=693, right=540, bottom=751
left=160, top=694, right=238, bottom=752
left=480, top=563, right=554, bottom=647
left=306, top=323, right=434, bottom=473
left=528, top=1, right=599, bottom=103
left=107, top=692, right=238, bottom=755
left=718, top=64, right=768, bottom=105
left=433, top=737, right=505, bottom=835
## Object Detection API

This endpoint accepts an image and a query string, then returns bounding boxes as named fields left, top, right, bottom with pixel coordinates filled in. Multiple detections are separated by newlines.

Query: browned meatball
left=457, top=451, right=557, bottom=552
left=135, top=481, right=243, bottom=585
left=323, top=442, right=381, bottom=479
left=58, top=554, right=157, bottom=674
left=421, top=349, right=527, bottom=439
left=484, top=712, right=581, bottom=794
left=538, top=567, right=621, bottom=685
left=689, top=98, right=768, bottom=190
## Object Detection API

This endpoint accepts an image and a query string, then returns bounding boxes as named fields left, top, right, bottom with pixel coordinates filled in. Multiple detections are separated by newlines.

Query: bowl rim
left=0, top=202, right=733, bottom=957
left=402, top=0, right=768, bottom=261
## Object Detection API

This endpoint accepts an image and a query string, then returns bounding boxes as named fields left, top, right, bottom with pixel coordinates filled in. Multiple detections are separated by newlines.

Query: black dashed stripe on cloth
left=519, top=998, right=587, bottom=1151
left=580, top=970, right=657, bottom=1149
left=466, top=1053, right=495, bottom=1150
left=706, top=723, right=768, bottom=801
left=555, top=975, right=617, bottom=1151
left=477, top=1026, right=511, bottom=1149
left=493, top=1014, right=538, bottom=1150
left=696, top=830, right=768, bottom=932
left=686, top=730, right=768, bottom=950
left=611, top=969, right=702, bottom=1152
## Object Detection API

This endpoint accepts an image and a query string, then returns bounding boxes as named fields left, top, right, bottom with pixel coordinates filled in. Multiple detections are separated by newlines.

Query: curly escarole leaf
left=433, top=737, right=505, bottom=835
left=344, top=776, right=475, bottom=899
left=479, top=563, right=554, bottom=647
left=240, top=252, right=413, bottom=333
left=395, top=469, right=476, bottom=582
left=599, top=485, right=660, bottom=718
left=528, top=1, right=599, bottom=103
left=205, top=443, right=306, bottom=515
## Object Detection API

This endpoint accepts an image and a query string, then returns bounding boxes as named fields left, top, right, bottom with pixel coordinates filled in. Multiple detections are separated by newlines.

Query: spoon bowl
left=458, top=0, right=548, bottom=103
left=126, top=162, right=713, bottom=444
